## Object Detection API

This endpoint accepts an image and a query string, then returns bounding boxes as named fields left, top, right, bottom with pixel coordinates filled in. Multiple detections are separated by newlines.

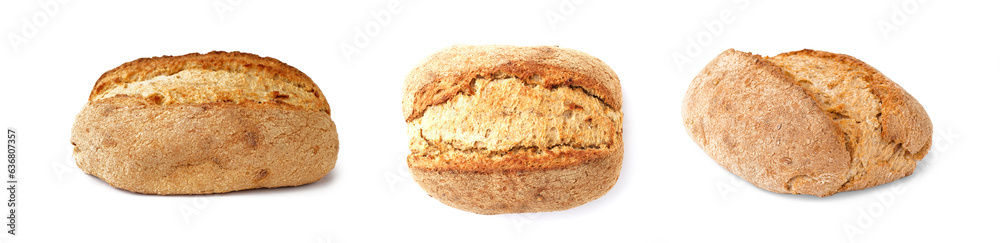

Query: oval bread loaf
left=71, top=51, right=339, bottom=195
left=682, top=49, right=932, bottom=197
left=404, top=45, right=623, bottom=214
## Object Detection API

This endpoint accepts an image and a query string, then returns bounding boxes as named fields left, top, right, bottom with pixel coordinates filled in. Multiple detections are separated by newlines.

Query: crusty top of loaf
left=683, top=49, right=852, bottom=196
left=768, top=49, right=932, bottom=193
left=402, top=45, right=622, bottom=122
left=772, top=49, right=932, bottom=155
left=683, top=48, right=932, bottom=196
left=407, top=76, right=622, bottom=172
left=89, top=51, right=330, bottom=114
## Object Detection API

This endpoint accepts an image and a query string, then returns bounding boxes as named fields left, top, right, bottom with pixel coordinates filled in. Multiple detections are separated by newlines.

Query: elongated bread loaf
left=404, top=45, right=623, bottom=214
left=71, top=51, right=339, bottom=195
left=682, top=49, right=931, bottom=197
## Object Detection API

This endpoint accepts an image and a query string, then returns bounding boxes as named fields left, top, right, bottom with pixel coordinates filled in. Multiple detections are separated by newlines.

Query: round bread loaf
left=71, top=51, right=339, bottom=195
left=403, top=45, right=624, bottom=214
left=682, top=49, right=932, bottom=197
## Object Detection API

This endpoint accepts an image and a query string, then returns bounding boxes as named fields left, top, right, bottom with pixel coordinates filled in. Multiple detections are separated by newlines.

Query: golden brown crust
left=408, top=146, right=614, bottom=173
left=72, top=51, right=339, bottom=194
left=683, top=49, right=851, bottom=196
left=410, top=144, right=622, bottom=215
left=72, top=96, right=338, bottom=194
left=407, top=75, right=621, bottom=173
left=91, top=51, right=330, bottom=114
left=402, top=45, right=622, bottom=122
left=683, top=49, right=932, bottom=197
left=404, top=45, right=623, bottom=214
left=769, top=49, right=932, bottom=192
left=774, top=49, right=932, bottom=157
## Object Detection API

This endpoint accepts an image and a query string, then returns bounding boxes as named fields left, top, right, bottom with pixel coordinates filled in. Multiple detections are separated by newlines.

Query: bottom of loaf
left=409, top=148, right=622, bottom=214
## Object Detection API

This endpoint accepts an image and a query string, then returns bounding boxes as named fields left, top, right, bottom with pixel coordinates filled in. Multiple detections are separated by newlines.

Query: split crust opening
left=768, top=52, right=922, bottom=193
left=407, top=74, right=622, bottom=172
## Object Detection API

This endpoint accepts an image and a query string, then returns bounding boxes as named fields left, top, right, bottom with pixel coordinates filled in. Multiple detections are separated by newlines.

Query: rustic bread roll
left=71, top=51, right=339, bottom=195
left=682, top=49, right=932, bottom=197
left=404, top=45, right=623, bottom=214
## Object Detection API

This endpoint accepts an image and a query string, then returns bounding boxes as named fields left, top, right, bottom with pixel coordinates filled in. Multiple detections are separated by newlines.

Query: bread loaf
left=404, top=45, right=623, bottom=214
left=71, top=51, right=339, bottom=195
left=682, top=49, right=932, bottom=197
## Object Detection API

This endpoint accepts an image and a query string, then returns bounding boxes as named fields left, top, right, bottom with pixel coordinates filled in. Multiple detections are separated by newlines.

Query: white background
left=1, top=0, right=997, bottom=242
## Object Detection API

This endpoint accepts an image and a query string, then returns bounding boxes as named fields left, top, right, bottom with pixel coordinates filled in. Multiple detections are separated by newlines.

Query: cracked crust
left=404, top=45, right=623, bottom=214
left=408, top=76, right=620, bottom=172
left=71, top=51, right=339, bottom=195
left=682, top=49, right=931, bottom=197
left=91, top=51, right=330, bottom=114
left=403, top=45, right=622, bottom=122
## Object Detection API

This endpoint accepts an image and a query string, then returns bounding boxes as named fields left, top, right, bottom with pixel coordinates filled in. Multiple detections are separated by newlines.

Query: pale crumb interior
left=408, top=76, right=621, bottom=167
left=768, top=54, right=914, bottom=190
left=95, top=69, right=316, bottom=107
